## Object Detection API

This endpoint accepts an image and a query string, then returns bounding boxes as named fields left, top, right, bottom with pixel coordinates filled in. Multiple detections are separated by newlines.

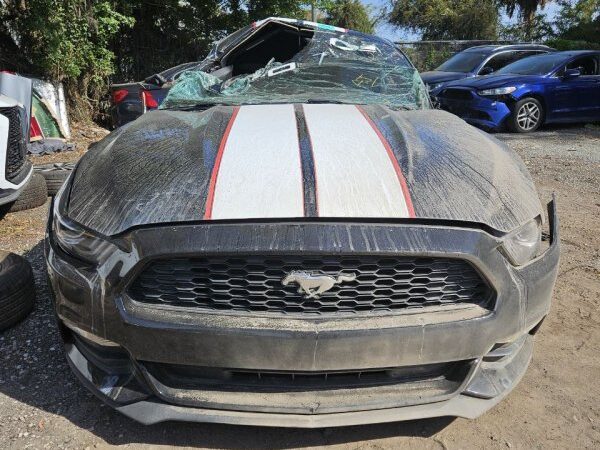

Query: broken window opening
left=162, top=21, right=429, bottom=110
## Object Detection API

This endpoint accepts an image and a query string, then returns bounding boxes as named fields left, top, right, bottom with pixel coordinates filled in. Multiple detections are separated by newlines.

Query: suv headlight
left=478, top=86, right=516, bottom=96
left=501, top=218, right=542, bottom=266
left=51, top=175, right=120, bottom=265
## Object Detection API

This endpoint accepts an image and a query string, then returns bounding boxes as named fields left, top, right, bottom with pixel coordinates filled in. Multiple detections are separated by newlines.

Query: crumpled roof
left=162, top=29, right=429, bottom=110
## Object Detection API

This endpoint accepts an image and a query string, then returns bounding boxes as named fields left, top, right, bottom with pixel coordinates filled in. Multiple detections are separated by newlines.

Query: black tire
left=34, top=163, right=74, bottom=196
left=0, top=251, right=35, bottom=330
left=508, top=97, right=544, bottom=133
left=6, top=173, right=48, bottom=213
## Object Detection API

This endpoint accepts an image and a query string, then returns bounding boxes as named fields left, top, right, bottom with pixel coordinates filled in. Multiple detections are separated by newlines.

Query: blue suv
left=421, top=44, right=553, bottom=92
left=432, top=51, right=600, bottom=132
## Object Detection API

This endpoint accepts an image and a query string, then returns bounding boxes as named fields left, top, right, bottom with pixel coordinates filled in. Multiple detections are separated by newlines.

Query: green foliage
left=325, top=0, right=374, bottom=33
left=0, top=0, right=134, bottom=119
left=496, top=0, right=549, bottom=40
left=389, top=0, right=499, bottom=40
left=499, top=13, right=554, bottom=41
left=554, top=0, right=599, bottom=43
left=545, top=38, right=600, bottom=49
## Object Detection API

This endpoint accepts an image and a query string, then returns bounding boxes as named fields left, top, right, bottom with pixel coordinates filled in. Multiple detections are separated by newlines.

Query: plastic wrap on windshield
left=162, top=29, right=428, bottom=110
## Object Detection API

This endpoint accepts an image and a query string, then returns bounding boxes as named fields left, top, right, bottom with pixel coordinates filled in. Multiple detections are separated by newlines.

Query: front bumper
left=0, top=164, right=33, bottom=206
left=45, top=201, right=560, bottom=427
left=434, top=92, right=512, bottom=131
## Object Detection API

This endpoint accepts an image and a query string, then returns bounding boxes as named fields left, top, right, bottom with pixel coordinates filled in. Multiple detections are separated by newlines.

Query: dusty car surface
left=45, top=18, right=560, bottom=427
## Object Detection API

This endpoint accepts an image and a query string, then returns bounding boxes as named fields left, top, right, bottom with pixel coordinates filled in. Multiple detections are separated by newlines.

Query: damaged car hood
left=68, top=105, right=542, bottom=236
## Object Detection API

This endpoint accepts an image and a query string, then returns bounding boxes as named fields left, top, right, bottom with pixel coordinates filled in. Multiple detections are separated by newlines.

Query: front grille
left=0, top=106, right=28, bottom=182
left=440, top=88, right=473, bottom=100
left=128, top=255, right=494, bottom=316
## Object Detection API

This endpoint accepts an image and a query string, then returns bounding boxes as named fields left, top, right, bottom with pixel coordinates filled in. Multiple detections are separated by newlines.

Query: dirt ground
left=0, top=123, right=598, bottom=449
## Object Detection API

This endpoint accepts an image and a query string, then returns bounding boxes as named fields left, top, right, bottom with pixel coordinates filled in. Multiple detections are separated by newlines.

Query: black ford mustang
left=46, top=18, right=559, bottom=427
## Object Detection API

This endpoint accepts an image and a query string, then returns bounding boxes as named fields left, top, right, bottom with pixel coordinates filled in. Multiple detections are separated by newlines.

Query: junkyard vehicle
left=109, top=62, right=202, bottom=128
left=46, top=18, right=559, bottom=427
left=432, top=50, right=600, bottom=132
left=420, top=44, right=553, bottom=92
left=0, top=95, right=32, bottom=208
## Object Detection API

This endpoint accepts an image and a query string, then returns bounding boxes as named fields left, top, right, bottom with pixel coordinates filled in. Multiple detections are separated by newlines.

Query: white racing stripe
left=303, top=104, right=410, bottom=217
left=210, top=104, right=304, bottom=219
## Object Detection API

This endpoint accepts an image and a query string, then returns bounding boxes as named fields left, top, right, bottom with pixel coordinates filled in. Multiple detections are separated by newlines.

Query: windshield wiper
left=160, top=103, right=223, bottom=111
left=305, top=99, right=348, bottom=104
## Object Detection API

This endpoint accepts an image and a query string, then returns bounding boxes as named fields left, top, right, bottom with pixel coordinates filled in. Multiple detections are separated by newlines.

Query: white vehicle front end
left=0, top=95, right=32, bottom=206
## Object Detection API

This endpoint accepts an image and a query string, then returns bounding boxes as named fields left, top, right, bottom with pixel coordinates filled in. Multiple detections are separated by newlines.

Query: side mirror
left=562, top=68, right=580, bottom=80
left=479, top=67, right=494, bottom=76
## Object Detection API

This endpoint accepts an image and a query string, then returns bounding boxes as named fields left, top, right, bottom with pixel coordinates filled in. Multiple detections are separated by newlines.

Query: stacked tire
left=3, top=173, right=48, bottom=214
left=34, top=163, right=74, bottom=196
left=0, top=251, right=35, bottom=330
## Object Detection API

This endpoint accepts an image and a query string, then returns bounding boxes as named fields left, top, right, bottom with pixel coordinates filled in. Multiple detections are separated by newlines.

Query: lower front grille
left=140, top=360, right=475, bottom=413
left=143, top=360, right=471, bottom=392
left=0, top=106, right=29, bottom=183
left=128, top=255, right=494, bottom=316
left=440, top=88, right=473, bottom=100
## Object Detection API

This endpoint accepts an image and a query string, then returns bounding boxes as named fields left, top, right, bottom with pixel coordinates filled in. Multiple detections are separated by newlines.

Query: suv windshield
left=496, top=53, right=564, bottom=75
left=436, top=51, right=487, bottom=73
left=162, top=28, right=429, bottom=110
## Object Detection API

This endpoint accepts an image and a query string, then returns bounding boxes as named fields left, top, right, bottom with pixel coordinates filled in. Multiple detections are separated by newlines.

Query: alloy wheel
left=516, top=102, right=541, bottom=131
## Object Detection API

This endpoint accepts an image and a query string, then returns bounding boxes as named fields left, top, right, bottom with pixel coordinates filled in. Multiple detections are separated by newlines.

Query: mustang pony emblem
left=282, top=271, right=357, bottom=299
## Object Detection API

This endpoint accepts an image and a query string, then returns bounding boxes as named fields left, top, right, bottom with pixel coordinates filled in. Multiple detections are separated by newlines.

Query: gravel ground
left=0, top=123, right=599, bottom=449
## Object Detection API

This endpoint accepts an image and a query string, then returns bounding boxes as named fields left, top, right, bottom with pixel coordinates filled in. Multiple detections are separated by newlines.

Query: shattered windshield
left=162, top=28, right=429, bottom=110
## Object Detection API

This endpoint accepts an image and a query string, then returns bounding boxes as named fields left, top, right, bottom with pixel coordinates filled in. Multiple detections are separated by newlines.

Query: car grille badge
left=282, top=271, right=356, bottom=299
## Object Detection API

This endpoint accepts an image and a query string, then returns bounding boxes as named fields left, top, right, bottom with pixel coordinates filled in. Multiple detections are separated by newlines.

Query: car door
left=550, top=55, right=600, bottom=120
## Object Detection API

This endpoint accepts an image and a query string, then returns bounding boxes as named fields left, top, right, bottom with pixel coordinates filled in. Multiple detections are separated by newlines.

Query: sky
left=362, top=0, right=561, bottom=41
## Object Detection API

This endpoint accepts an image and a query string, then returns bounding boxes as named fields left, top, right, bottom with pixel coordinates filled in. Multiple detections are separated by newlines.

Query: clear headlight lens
left=501, top=218, right=542, bottom=266
left=478, top=86, right=516, bottom=96
left=52, top=177, right=119, bottom=265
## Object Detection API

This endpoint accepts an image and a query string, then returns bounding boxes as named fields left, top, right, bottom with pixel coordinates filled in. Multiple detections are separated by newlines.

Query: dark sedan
left=432, top=51, right=600, bottom=132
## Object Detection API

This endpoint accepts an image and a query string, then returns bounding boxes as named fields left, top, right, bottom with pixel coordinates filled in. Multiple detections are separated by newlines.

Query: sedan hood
left=420, top=71, right=468, bottom=85
left=444, top=74, right=540, bottom=90
left=68, top=104, right=542, bottom=236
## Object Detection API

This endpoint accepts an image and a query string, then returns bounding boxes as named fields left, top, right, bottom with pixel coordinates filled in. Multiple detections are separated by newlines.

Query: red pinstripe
left=356, top=105, right=416, bottom=218
left=203, top=106, right=240, bottom=219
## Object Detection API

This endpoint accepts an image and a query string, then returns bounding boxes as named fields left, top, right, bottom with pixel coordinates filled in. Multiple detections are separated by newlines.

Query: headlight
left=478, top=86, right=516, bottom=96
left=51, top=176, right=120, bottom=265
left=501, top=218, right=542, bottom=266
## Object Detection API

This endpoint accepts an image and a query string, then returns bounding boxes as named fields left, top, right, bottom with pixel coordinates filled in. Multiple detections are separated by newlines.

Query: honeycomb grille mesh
left=128, top=255, right=493, bottom=316
left=0, top=106, right=27, bottom=182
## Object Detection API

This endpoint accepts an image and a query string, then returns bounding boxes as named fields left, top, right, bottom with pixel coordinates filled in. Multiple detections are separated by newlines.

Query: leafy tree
left=500, top=13, right=554, bottom=41
left=554, top=0, right=599, bottom=41
left=389, top=0, right=499, bottom=39
left=496, top=0, right=550, bottom=40
left=0, top=0, right=134, bottom=120
left=325, top=0, right=374, bottom=33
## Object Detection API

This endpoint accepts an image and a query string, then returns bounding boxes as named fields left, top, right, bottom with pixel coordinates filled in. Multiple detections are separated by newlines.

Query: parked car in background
left=47, top=18, right=559, bottom=427
left=421, top=44, right=554, bottom=92
left=109, top=61, right=202, bottom=128
left=0, top=95, right=32, bottom=207
left=432, top=50, right=600, bottom=132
